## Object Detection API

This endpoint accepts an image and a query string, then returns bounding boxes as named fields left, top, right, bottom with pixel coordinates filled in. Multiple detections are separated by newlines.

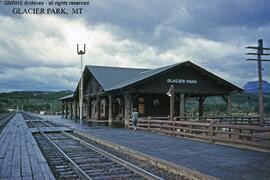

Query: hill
left=184, top=92, right=270, bottom=116
left=0, top=91, right=72, bottom=113
left=243, top=80, right=270, bottom=93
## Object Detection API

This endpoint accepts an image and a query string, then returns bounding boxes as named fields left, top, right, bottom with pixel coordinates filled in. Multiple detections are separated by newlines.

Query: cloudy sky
left=0, top=0, right=269, bottom=92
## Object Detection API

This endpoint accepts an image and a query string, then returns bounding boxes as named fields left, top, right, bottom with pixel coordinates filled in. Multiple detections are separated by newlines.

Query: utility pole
left=77, top=44, right=86, bottom=125
left=246, top=39, right=270, bottom=126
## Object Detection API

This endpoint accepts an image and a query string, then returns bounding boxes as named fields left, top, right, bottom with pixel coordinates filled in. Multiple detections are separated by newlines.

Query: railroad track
left=22, top=112, right=43, bottom=120
left=28, top=120, right=163, bottom=180
left=0, top=112, right=15, bottom=133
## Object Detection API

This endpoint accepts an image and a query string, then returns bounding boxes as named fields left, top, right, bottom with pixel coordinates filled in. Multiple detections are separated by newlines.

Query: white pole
left=80, top=54, right=83, bottom=124
left=77, top=44, right=86, bottom=125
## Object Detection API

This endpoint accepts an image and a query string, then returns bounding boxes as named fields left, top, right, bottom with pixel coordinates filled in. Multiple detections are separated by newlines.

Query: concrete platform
left=0, top=113, right=55, bottom=180
left=40, top=114, right=270, bottom=180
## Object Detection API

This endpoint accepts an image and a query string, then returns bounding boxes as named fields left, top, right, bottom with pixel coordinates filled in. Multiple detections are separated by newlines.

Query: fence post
left=209, top=120, right=214, bottom=142
left=148, top=116, right=150, bottom=131
left=173, top=117, right=176, bottom=136
left=237, top=128, right=242, bottom=139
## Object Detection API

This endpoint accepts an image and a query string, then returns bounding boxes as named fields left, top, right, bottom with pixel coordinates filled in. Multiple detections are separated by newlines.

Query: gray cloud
left=0, top=0, right=269, bottom=92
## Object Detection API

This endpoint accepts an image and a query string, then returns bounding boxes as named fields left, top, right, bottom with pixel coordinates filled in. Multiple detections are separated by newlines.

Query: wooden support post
left=61, top=102, right=64, bottom=118
left=86, top=97, right=91, bottom=120
left=108, top=95, right=113, bottom=127
left=65, top=101, right=68, bottom=119
left=77, top=101, right=80, bottom=121
left=70, top=101, right=73, bottom=119
left=179, top=93, right=185, bottom=120
left=124, top=94, right=132, bottom=128
left=74, top=100, right=78, bottom=121
left=223, top=94, right=232, bottom=116
left=96, top=97, right=101, bottom=120
left=130, top=94, right=138, bottom=115
left=169, top=85, right=175, bottom=122
left=197, top=96, right=206, bottom=121
left=226, top=95, right=232, bottom=116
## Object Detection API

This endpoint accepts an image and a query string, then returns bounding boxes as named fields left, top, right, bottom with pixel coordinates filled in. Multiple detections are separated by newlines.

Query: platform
left=0, top=113, right=55, bottom=180
left=40, top=114, right=270, bottom=180
left=30, top=127, right=73, bottom=133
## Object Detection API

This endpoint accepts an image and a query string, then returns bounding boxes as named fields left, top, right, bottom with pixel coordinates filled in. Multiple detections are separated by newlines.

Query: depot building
left=59, top=61, right=242, bottom=127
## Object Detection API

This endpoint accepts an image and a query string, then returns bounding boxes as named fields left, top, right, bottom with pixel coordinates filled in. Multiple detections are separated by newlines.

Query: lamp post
left=77, top=44, right=86, bottom=125
left=167, top=85, right=175, bottom=122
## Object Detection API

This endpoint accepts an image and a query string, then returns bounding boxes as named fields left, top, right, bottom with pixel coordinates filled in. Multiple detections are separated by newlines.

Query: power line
left=246, top=39, right=270, bottom=126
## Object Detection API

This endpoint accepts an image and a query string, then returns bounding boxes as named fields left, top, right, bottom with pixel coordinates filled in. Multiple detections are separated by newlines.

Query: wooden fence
left=175, top=116, right=270, bottom=126
left=129, top=116, right=270, bottom=149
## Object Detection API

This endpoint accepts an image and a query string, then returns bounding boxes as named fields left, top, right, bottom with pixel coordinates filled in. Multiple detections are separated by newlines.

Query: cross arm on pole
left=246, top=53, right=270, bottom=56
left=246, top=59, right=270, bottom=62
left=246, top=46, right=258, bottom=49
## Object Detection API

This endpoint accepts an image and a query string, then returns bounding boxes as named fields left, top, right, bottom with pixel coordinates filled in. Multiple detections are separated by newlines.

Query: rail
left=27, top=115, right=164, bottom=180
left=174, top=116, right=270, bottom=126
left=130, top=116, right=270, bottom=149
left=64, top=132, right=164, bottom=180
left=0, top=112, right=15, bottom=130
left=29, top=121, right=92, bottom=179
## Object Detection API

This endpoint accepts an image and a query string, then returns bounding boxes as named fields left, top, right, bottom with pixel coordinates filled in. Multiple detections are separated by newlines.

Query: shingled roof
left=58, top=93, right=74, bottom=101
left=85, top=61, right=242, bottom=92
left=60, top=61, right=242, bottom=101
left=107, top=62, right=184, bottom=91
left=86, top=66, right=149, bottom=91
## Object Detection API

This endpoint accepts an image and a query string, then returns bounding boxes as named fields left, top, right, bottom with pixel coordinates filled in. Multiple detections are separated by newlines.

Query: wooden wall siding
left=133, top=94, right=171, bottom=117
left=86, top=98, right=91, bottom=119
left=82, top=102, right=87, bottom=118
left=133, top=66, right=231, bottom=95
left=100, top=98, right=107, bottom=120
left=83, top=70, right=104, bottom=95
left=91, top=100, right=96, bottom=119
left=112, top=97, right=124, bottom=121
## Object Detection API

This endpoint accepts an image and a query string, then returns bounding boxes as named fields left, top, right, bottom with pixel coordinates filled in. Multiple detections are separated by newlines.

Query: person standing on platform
left=131, top=108, right=138, bottom=131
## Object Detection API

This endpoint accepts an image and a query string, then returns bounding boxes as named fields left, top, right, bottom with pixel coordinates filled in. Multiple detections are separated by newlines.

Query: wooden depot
left=59, top=61, right=242, bottom=127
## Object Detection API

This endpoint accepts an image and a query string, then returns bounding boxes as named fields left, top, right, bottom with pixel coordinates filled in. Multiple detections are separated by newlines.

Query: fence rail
left=174, top=116, right=270, bottom=126
left=130, top=116, right=270, bottom=149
